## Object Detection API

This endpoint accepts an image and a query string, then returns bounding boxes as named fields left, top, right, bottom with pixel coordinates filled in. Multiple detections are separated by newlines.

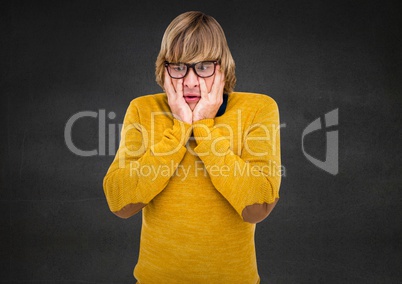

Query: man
left=103, top=11, right=281, bottom=283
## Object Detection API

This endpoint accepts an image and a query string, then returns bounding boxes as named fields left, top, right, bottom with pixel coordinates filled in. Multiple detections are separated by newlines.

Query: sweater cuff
left=171, top=118, right=193, bottom=146
left=149, top=118, right=192, bottom=159
left=192, top=118, right=215, bottom=144
left=192, top=118, right=232, bottom=157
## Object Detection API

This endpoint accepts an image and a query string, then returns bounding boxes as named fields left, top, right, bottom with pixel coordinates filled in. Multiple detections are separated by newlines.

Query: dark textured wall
left=1, top=0, right=401, bottom=283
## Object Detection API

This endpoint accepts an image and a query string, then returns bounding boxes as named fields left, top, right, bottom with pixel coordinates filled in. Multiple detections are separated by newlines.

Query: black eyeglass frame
left=164, top=61, right=218, bottom=79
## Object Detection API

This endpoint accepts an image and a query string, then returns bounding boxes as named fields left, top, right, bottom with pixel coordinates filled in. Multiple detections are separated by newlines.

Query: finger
left=211, top=67, right=225, bottom=95
left=199, top=77, right=208, bottom=98
left=163, top=69, right=175, bottom=95
left=218, top=68, right=225, bottom=92
left=163, top=69, right=173, bottom=91
left=217, top=66, right=225, bottom=85
left=176, top=78, right=183, bottom=97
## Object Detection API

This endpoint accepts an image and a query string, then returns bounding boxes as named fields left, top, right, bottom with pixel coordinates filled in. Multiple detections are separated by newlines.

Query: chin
left=188, top=103, right=197, bottom=111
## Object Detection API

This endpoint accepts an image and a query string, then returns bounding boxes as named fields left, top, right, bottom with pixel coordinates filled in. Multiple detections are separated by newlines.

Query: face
left=171, top=66, right=216, bottom=110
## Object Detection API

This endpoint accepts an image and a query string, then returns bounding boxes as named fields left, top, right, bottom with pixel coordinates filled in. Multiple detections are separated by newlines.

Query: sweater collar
left=216, top=93, right=228, bottom=117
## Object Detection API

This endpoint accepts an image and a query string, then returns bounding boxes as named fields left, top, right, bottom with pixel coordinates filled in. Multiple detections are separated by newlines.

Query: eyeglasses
left=164, top=61, right=218, bottom=79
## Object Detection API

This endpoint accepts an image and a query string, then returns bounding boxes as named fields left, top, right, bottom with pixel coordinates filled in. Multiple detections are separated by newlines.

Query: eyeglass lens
left=167, top=62, right=215, bottom=78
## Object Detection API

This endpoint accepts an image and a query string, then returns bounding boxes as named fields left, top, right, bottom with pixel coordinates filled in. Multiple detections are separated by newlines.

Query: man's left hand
left=192, top=66, right=225, bottom=122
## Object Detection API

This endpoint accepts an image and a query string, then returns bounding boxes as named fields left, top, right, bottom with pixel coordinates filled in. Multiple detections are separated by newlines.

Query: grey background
left=1, top=0, right=401, bottom=283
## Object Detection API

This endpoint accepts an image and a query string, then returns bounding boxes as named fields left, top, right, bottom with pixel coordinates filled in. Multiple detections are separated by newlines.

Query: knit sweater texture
left=103, top=92, right=281, bottom=283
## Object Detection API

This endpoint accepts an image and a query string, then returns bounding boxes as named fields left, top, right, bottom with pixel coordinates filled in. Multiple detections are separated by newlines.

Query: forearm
left=193, top=117, right=281, bottom=221
left=103, top=118, right=192, bottom=214
left=195, top=138, right=280, bottom=218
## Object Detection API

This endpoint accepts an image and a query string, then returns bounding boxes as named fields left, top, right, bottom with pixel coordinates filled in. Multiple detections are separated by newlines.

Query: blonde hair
left=155, top=11, right=236, bottom=94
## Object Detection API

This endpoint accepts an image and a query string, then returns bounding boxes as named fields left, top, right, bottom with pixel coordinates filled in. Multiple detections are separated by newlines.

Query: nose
left=183, top=68, right=199, bottom=89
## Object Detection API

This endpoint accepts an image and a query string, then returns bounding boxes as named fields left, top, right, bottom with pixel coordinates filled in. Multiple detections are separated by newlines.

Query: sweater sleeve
left=103, top=101, right=192, bottom=213
left=192, top=98, right=281, bottom=218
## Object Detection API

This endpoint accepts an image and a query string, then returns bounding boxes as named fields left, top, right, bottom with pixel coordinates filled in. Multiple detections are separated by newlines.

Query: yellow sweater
left=103, top=92, right=281, bottom=283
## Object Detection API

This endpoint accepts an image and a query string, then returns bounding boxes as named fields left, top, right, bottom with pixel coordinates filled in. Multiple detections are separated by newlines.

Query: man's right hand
left=164, top=70, right=193, bottom=125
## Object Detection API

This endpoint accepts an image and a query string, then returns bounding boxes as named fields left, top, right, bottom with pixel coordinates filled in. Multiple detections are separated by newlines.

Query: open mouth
left=184, top=95, right=200, bottom=102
